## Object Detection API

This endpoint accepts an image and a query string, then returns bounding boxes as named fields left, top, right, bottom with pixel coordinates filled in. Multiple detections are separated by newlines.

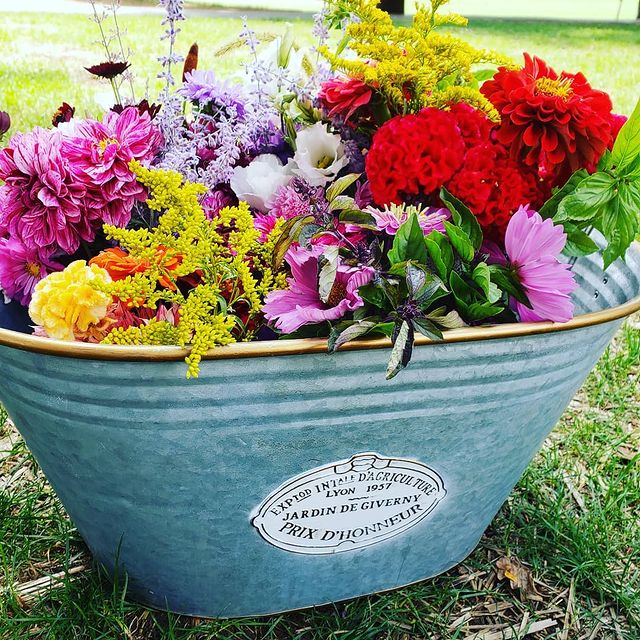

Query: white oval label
left=251, top=452, right=447, bottom=554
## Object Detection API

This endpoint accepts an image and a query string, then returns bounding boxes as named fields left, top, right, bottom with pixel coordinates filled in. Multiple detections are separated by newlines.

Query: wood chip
left=12, top=565, right=87, bottom=605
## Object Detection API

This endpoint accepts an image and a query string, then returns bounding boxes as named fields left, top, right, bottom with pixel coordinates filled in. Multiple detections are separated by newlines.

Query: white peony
left=230, top=154, right=292, bottom=212
left=292, top=122, right=349, bottom=187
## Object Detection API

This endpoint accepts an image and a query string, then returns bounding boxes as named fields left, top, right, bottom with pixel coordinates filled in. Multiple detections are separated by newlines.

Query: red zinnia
left=365, top=107, right=466, bottom=206
left=319, top=77, right=373, bottom=123
left=481, top=53, right=613, bottom=184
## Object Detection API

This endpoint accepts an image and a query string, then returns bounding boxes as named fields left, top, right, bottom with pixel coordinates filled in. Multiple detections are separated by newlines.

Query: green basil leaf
left=561, top=223, right=600, bottom=257
left=328, top=320, right=377, bottom=352
left=412, top=317, right=443, bottom=341
left=388, top=212, right=429, bottom=265
left=338, top=209, right=378, bottom=228
left=487, top=264, right=530, bottom=307
left=538, top=169, right=588, bottom=219
left=425, top=230, right=454, bottom=281
left=424, top=307, right=467, bottom=329
left=554, top=172, right=617, bottom=223
left=358, top=283, right=388, bottom=308
left=318, top=245, right=340, bottom=303
left=444, top=221, right=475, bottom=263
left=329, top=195, right=356, bottom=212
left=326, top=173, right=360, bottom=202
left=601, top=185, right=640, bottom=269
left=610, top=98, right=640, bottom=174
left=385, top=320, right=414, bottom=380
left=440, top=188, right=483, bottom=250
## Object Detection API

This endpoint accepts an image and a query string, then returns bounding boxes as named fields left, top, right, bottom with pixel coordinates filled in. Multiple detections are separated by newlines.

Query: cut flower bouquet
left=1, top=0, right=640, bottom=378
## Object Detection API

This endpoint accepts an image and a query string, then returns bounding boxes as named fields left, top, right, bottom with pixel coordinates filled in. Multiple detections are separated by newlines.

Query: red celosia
left=365, top=107, right=466, bottom=206
left=448, top=102, right=493, bottom=149
left=447, top=142, right=547, bottom=236
left=319, top=77, right=373, bottom=123
left=481, top=54, right=613, bottom=183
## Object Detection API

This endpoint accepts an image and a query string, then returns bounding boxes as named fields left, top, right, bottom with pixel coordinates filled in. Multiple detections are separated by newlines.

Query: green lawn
left=1, top=8, right=640, bottom=640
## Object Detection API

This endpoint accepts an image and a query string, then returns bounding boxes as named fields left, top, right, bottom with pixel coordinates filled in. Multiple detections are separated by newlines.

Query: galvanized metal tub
left=0, top=246, right=639, bottom=618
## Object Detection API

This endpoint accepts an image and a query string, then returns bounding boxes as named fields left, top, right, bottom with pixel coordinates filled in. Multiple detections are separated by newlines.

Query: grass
left=0, top=8, right=640, bottom=639
left=1, top=12, right=640, bottom=136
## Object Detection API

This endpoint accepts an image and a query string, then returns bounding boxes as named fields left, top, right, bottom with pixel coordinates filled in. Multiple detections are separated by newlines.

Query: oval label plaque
left=251, top=452, right=447, bottom=555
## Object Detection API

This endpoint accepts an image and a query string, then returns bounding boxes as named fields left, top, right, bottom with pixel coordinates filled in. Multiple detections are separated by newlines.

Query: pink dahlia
left=262, top=244, right=375, bottom=333
left=504, top=206, right=577, bottom=323
left=61, top=107, right=162, bottom=227
left=0, top=237, right=63, bottom=305
left=0, top=127, right=93, bottom=253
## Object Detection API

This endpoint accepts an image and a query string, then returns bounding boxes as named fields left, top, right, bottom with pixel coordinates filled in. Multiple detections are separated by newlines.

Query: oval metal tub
left=0, top=247, right=639, bottom=618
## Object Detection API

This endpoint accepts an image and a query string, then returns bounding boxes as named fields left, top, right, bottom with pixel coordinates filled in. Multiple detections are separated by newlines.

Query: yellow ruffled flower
left=29, top=260, right=113, bottom=341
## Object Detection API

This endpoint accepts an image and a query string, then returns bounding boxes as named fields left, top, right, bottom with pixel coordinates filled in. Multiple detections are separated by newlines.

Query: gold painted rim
left=0, top=293, right=638, bottom=361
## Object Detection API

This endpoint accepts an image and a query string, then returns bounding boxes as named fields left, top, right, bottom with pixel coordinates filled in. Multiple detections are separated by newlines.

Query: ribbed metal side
left=0, top=246, right=638, bottom=617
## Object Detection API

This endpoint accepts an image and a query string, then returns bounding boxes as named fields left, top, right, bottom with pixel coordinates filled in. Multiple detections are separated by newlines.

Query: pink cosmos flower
left=61, top=107, right=162, bottom=227
left=0, top=127, right=93, bottom=253
left=366, top=205, right=450, bottom=236
left=262, top=244, right=375, bottom=333
left=0, top=237, right=63, bottom=305
left=504, top=206, right=577, bottom=322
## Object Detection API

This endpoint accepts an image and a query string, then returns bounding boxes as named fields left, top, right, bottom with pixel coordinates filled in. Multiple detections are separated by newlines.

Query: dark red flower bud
left=52, top=102, right=75, bottom=127
left=85, top=61, right=131, bottom=79
left=0, top=110, right=10, bottom=136
left=182, top=43, right=199, bottom=82
left=111, top=100, right=162, bottom=120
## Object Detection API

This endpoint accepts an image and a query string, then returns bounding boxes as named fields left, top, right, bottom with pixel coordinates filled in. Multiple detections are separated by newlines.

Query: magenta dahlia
left=61, top=106, right=163, bottom=227
left=0, top=127, right=94, bottom=254
left=0, top=237, right=63, bottom=305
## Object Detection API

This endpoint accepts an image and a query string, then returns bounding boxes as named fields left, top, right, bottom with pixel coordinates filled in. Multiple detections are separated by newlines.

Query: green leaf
left=538, top=170, right=588, bottom=219
left=329, top=195, right=356, bottom=212
left=444, top=221, right=474, bottom=262
left=388, top=212, right=429, bottom=265
left=450, top=271, right=504, bottom=321
left=561, top=223, right=600, bottom=257
left=424, top=307, right=467, bottom=329
left=318, top=245, right=340, bottom=303
left=440, top=188, right=483, bottom=250
left=297, top=223, right=323, bottom=248
left=328, top=320, right=377, bottom=352
left=601, top=185, right=640, bottom=269
left=555, top=172, right=617, bottom=223
left=326, top=173, right=360, bottom=202
left=272, top=215, right=315, bottom=269
left=386, top=321, right=414, bottom=380
left=412, top=317, right=443, bottom=341
left=370, top=322, right=395, bottom=338
left=405, top=263, right=445, bottom=301
left=357, top=283, right=387, bottom=308
left=425, top=230, right=454, bottom=281
left=471, top=262, right=501, bottom=303
left=487, top=264, right=530, bottom=307
left=610, top=98, right=640, bottom=173
left=338, top=209, right=378, bottom=228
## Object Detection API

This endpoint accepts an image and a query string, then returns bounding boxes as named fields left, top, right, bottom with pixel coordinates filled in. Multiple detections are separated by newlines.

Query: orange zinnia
left=90, top=247, right=150, bottom=280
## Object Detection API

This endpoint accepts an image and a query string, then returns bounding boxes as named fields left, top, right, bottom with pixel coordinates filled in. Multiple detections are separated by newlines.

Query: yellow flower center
left=316, top=154, right=333, bottom=169
left=98, top=137, right=119, bottom=156
left=25, top=262, right=40, bottom=277
left=534, top=76, right=573, bottom=100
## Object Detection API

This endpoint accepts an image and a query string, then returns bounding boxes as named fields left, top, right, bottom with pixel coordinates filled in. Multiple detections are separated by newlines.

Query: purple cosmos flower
left=0, top=237, right=63, bottom=305
left=180, top=70, right=246, bottom=116
left=262, top=244, right=375, bottom=333
left=504, top=206, right=577, bottom=323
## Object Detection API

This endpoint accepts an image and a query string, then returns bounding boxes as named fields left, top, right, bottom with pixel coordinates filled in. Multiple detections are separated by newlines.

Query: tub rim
left=0, top=290, right=638, bottom=362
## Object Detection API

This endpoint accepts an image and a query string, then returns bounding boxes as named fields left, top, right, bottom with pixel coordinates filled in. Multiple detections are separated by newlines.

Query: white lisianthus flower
left=230, top=154, right=292, bottom=212
left=292, top=122, right=349, bottom=187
